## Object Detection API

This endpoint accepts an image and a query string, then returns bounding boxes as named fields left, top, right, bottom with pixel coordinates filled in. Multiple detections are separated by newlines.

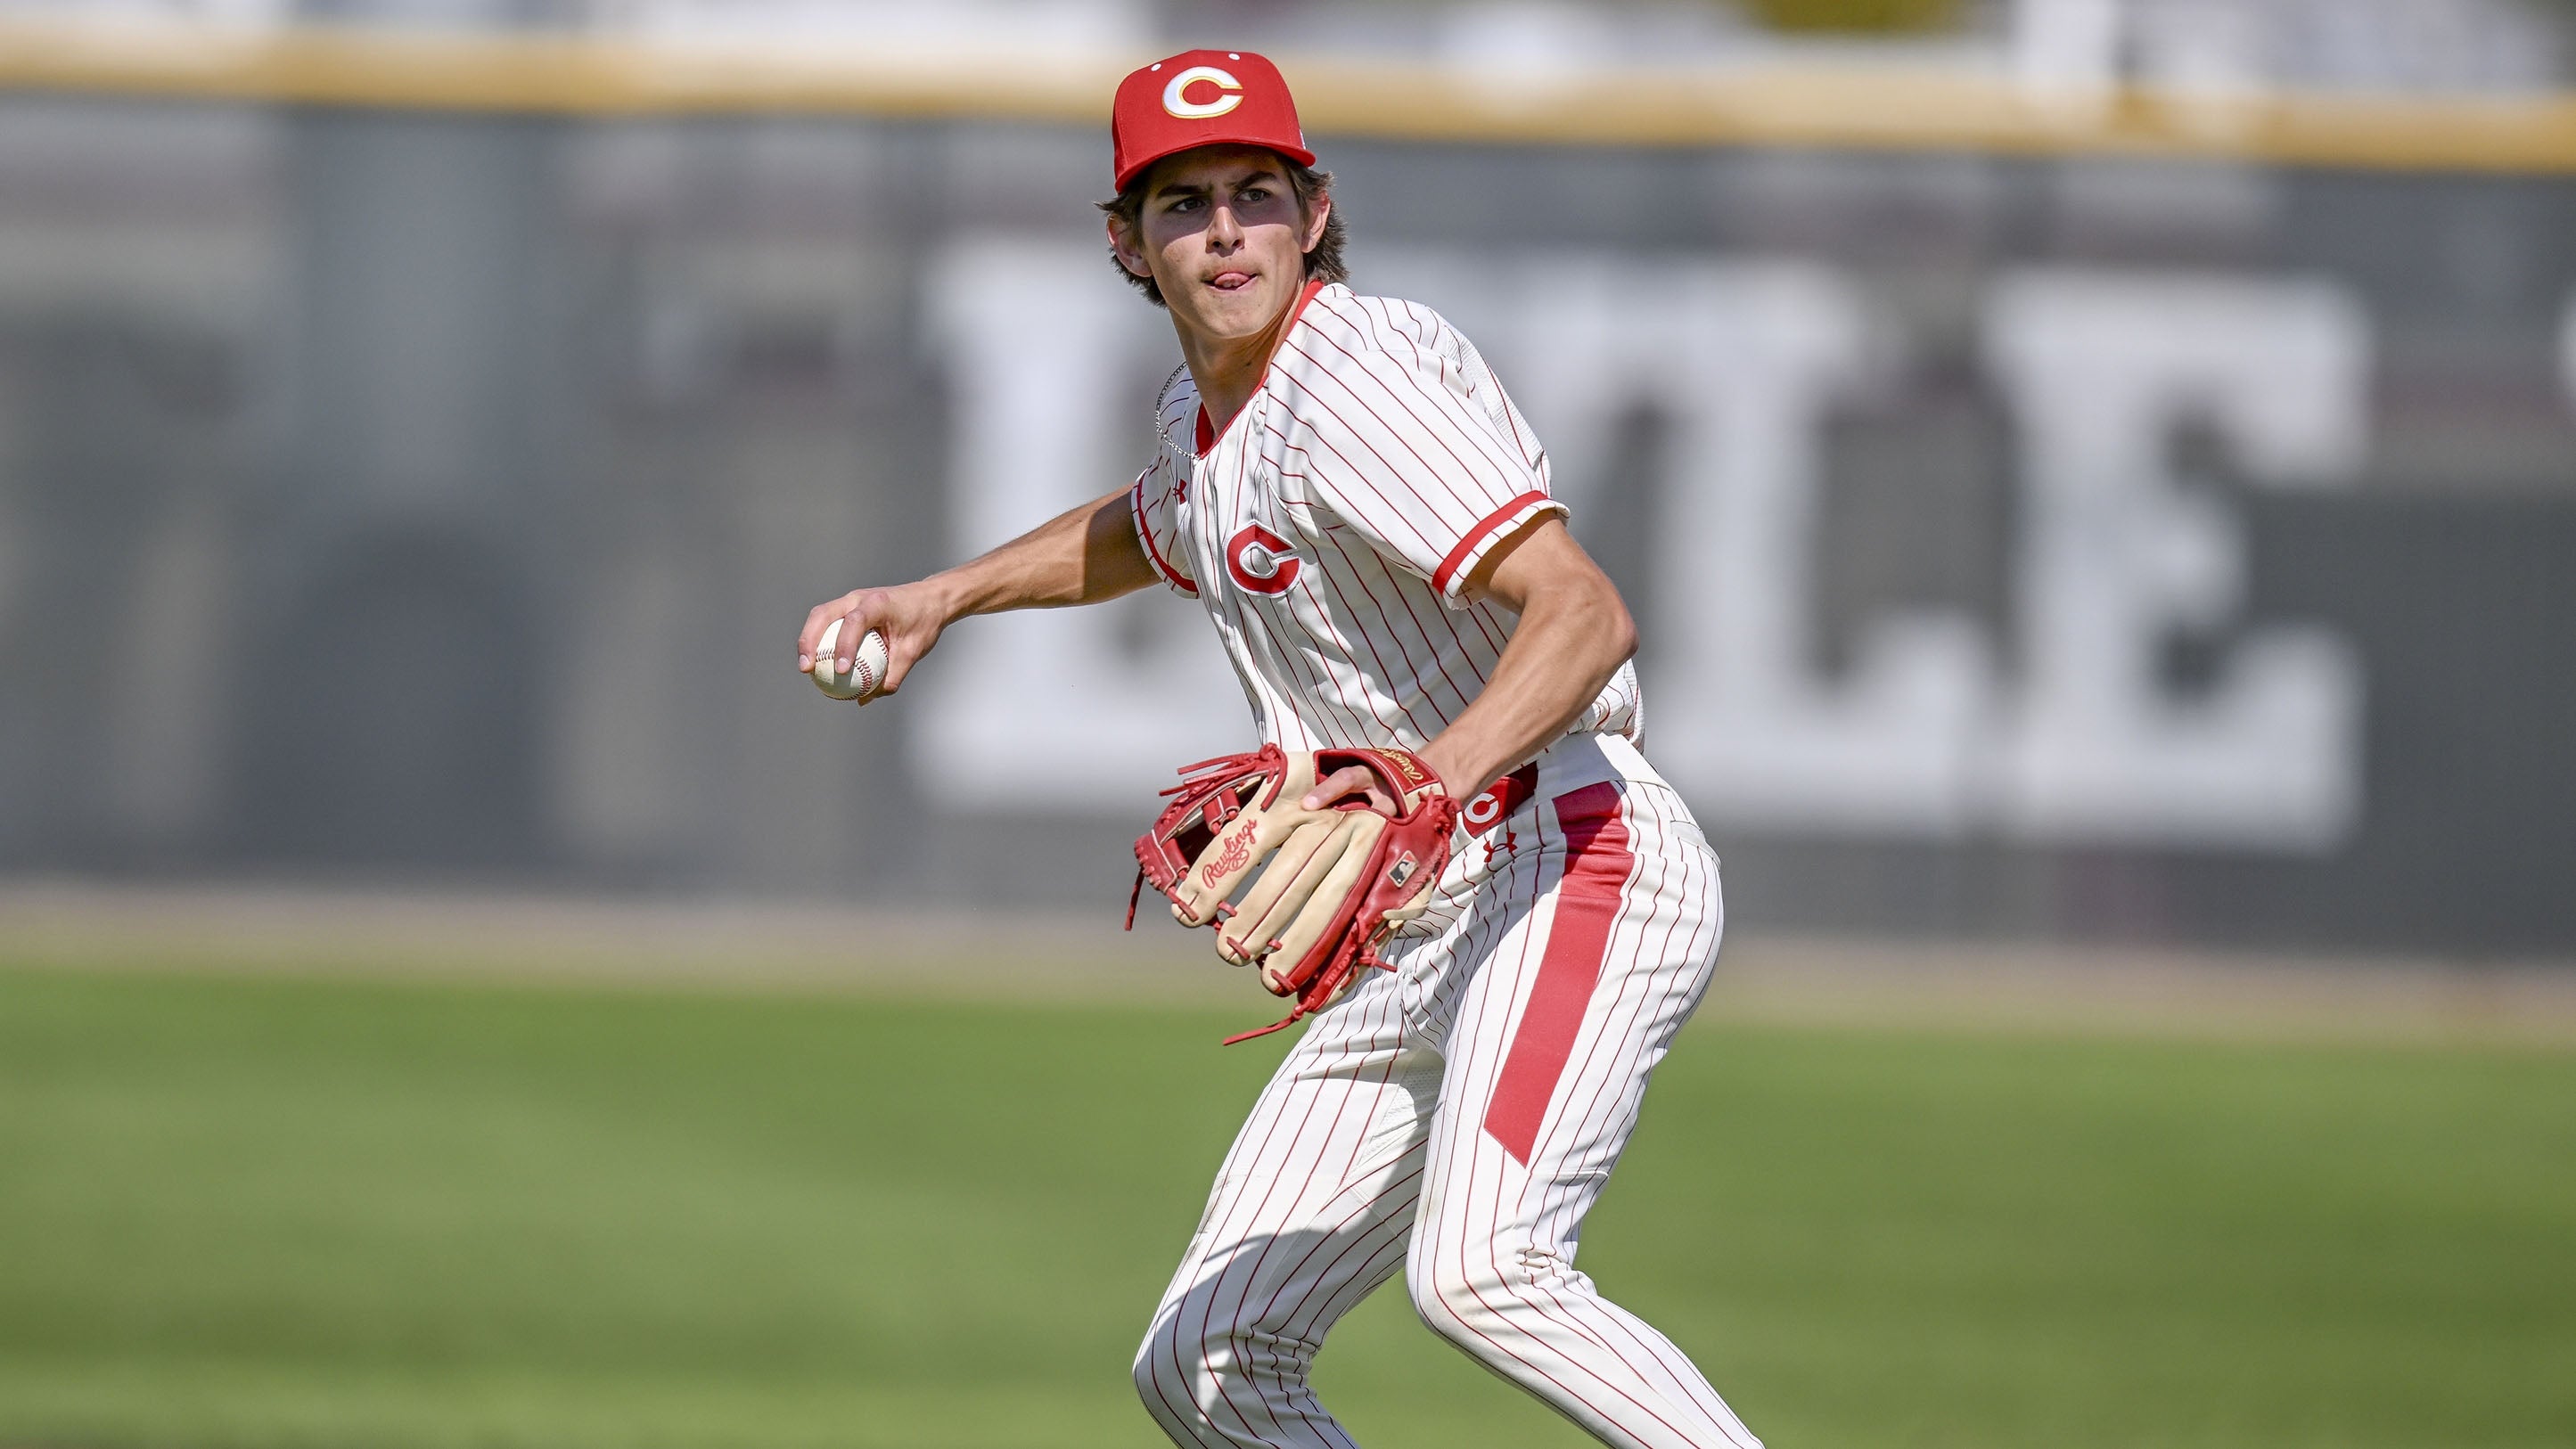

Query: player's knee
left=1407, top=1256, right=1507, bottom=1348
left=1131, top=1317, right=1192, bottom=1411
left=1132, top=1311, right=1257, bottom=1422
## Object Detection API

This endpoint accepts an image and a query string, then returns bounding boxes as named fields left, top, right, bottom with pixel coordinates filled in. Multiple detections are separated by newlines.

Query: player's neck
left=1175, top=278, right=1311, bottom=444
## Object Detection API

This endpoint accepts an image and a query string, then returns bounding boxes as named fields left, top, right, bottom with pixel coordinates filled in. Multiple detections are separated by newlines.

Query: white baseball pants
left=1134, top=753, right=1762, bottom=1449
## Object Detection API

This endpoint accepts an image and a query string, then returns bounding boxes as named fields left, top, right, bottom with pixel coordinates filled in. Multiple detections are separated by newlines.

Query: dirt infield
left=5, top=876, right=2572, bottom=1045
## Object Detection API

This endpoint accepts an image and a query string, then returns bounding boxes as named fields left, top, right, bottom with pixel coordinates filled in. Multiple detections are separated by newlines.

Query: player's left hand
left=1299, top=764, right=1398, bottom=814
left=1134, top=746, right=1460, bottom=1044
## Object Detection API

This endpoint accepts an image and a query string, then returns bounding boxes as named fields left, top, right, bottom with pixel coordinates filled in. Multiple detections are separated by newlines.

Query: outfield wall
left=0, top=36, right=2571, bottom=954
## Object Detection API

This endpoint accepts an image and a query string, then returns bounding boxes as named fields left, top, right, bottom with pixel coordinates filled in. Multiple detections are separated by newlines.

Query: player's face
left=1119, top=148, right=1326, bottom=343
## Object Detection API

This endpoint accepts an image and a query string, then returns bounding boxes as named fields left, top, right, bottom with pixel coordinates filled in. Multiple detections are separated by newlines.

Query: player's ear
left=1106, top=213, right=1154, bottom=279
left=1300, top=192, right=1331, bottom=256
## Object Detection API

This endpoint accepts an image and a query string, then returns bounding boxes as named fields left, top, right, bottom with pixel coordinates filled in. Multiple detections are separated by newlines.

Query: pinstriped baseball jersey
left=1130, top=280, right=1645, bottom=757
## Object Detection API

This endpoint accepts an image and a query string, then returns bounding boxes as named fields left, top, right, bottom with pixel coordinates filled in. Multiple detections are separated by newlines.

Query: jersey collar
left=1195, top=276, right=1329, bottom=459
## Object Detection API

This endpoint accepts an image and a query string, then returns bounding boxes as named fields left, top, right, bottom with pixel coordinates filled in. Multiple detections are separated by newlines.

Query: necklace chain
left=1152, top=362, right=1190, bottom=456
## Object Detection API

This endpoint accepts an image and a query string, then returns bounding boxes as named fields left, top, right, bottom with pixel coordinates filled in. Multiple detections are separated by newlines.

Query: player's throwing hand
left=794, top=582, right=945, bottom=702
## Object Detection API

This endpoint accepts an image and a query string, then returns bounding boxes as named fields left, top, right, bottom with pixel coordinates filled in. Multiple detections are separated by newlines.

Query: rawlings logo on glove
left=1197, top=826, right=1258, bottom=891
left=1128, top=745, right=1459, bottom=1044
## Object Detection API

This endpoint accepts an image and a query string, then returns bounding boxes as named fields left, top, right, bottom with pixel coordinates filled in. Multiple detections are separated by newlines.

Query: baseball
left=811, top=618, right=889, bottom=700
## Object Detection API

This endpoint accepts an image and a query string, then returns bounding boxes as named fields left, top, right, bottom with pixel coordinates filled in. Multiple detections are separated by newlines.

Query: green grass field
left=3, top=963, right=2572, bottom=1449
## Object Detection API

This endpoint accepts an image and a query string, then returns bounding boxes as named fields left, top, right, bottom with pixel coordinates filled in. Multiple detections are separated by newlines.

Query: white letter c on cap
left=1163, top=65, right=1244, bottom=119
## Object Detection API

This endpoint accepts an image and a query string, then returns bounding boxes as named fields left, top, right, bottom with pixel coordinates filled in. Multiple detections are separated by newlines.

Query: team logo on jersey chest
left=1225, top=523, right=1301, bottom=595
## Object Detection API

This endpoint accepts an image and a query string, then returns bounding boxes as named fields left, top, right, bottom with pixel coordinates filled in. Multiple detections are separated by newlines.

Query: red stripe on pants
left=1482, top=782, right=1636, bottom=1165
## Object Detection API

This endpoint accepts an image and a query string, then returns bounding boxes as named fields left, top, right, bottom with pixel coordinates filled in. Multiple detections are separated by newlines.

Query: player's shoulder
left=1287, top=282, right=1543, bottom=471
left=1295, top=282, right=1473, bottom=368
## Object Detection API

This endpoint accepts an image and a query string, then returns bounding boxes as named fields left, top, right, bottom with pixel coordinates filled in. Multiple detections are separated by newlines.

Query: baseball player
left=796, top=49, right=1760, bottom=1449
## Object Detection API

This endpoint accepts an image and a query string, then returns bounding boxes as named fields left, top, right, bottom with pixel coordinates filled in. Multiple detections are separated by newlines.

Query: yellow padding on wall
left=5, top=17, right=2576, bottom=175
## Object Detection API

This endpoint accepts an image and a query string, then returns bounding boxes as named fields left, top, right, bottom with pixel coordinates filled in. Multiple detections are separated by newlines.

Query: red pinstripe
left=1306, top=297, right=1535, bottom=485
left=1258, top=1157, right=1426, bottom=1327
left=1274, top=351, right=1494, bottom=554
left=1266, top=418, right=1507, bottom=678
left=1296, top=326, right=1538, bottom=510
left=1269, top=430, right=1511, bottom=658
left=1168, top=1011, right=1365, bottom=1444
left=1259, top=486, right=1424, bottom=742
left=1300, top=528, right=1459, bottom=736
left=1271, top=352, right=1484, bottom=541
left=1187, top=1004, right=1396, bottom=1445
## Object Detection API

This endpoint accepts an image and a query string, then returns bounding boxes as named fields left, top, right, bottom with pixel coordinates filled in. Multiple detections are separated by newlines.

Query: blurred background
left=1, top=0, right=2572, bottom=951
left=2, top=3, right=2572, bottom=1447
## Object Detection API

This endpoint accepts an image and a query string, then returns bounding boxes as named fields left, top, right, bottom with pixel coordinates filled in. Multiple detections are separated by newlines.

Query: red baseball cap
left=1111, top=49, right=1315, bottom=192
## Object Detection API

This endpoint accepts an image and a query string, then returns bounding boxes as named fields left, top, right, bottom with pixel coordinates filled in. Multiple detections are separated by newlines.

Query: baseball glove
left=1128, top=744, right=1460, bottom=1044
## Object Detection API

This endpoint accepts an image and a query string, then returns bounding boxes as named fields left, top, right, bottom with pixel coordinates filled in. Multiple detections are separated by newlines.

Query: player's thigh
left=1152, top=970, right=1442, bottom=1322
left=1423, top=780, right=1723, bottom=1239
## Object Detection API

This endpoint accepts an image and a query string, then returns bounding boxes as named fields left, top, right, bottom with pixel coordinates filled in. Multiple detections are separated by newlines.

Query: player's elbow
left=1527, top=571, right=1635, bottom=673
left=1563, top=571, right=1637, bottom=674
left=1599, top=583, right=1638, bottom=667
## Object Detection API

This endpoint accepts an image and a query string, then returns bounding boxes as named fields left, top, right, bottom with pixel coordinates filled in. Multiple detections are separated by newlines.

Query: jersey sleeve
left=1129, top=453, right=1197, bottom=597
left=1279, top=338, right=1567, bottom=604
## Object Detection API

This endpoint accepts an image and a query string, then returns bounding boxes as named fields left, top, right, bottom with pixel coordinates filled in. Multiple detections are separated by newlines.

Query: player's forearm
left=927, top=488, right=1157, bottom=622
left=797, top=489, right=1156, bottom=698
left=1420, top=575, right=1637, bottom=798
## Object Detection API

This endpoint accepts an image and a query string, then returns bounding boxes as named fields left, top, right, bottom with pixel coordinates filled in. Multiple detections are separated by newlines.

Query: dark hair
left=1098, top=153, right=1347, bottom=308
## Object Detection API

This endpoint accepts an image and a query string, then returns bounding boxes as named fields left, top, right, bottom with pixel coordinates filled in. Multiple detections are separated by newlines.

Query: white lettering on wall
left=1377, top=254, right=1988, bottom=831
left=916, top=236, right=2371, bottom=849
left=1983, top=270, right=2368, bottom=847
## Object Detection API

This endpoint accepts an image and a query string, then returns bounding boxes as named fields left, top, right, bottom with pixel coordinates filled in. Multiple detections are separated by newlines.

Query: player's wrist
left=912, top=569, right=984, bottom=627
left=1415, top=739, right=1494, bottom=800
